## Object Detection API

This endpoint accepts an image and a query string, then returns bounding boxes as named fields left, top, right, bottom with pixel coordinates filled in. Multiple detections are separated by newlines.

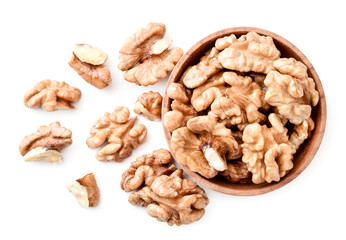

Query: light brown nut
left=217, top=32, right=280, bottom=74
left=73, top=44, right=108, bottom=65
left=121, top=149, right=176, bottom=192
left=86, top=106, right=147, bottom=162
left=66, top=173, right=100, bottom=208
left=163, top=100, right=197, bottom=132
left=242, top=113, right=295, bottom=184
left=166, top=83, right=189, bottom=103
left=220, top=160, right=252, bottom=184
left=182, top=47, right=223, bottom=88
left=264, top=71, right=319, bottom=125
left=134, top=91, right=162, bottom=121
left=128, top=169, right=208, bottom=226
left=289, top=117, right=315, bottom=150
left=118, top=22, right=183, bottom=86
left=24, top=80, right=81, bottom=112
left=68, top=53, right=111, bottom=89
left=19, top=122, right=72, bottom=164
left=273, top=58, right=308, bottom=79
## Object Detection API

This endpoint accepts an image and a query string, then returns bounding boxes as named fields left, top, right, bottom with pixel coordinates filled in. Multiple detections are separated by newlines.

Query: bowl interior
left=162, top=27, right=326, bottom=196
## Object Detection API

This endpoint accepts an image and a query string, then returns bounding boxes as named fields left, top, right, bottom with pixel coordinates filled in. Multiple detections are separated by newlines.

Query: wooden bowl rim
left=162, top=26, right=327, bottom=196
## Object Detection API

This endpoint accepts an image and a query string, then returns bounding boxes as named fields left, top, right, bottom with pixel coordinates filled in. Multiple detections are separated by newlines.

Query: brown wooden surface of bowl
left=162, top=27, right=327, bottom=196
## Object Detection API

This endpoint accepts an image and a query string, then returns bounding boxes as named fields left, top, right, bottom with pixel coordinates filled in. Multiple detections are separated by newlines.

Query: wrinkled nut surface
left=86, top=106, right=147, bottom=162
left=220, top=160, right=252, bottom=184
left=289, top=117, right=315, bottom=150
left=134, top=91, right=163, bottom=121
left=69, top=53, right=111, bottom=89
left=121, top=149, right=176, bottom=192
left=24, top=80, right=81, bottom=112
left=163, top=100, right=197, bottom=132
left=118, top=22, right=183, bottom=86
left=167, top=83, right=189, bottom=103
left=67, top=173, right=100, bottom=208
left=128, top=169, right=208, bottom=226
left=19, top=122, right=72, bottom=164
left=73, top=44, right=108, bottom=65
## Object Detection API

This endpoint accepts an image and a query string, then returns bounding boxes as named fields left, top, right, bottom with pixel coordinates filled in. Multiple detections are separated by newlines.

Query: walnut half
left=134, top=91, right=163, bottom=121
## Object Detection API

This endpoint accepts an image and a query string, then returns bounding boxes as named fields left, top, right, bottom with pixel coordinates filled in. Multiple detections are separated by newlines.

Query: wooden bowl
left=162, top=27, right=326, bottom=196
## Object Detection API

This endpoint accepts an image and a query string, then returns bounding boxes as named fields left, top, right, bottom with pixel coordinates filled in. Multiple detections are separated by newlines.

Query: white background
left=0, top=0, right=344, bottom=239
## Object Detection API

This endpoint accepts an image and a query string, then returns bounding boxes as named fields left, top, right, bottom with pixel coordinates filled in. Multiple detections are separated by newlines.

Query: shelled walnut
left=86, top=106, right=147, bottom=162
left=121, top=149, right=209, bottom=226
left=134, top=91, right=163, bottom=121
left=66, top=173, right=100, bottom=208
left=118, top=22, right=183, bottom=86
left=19, top=122, right=72, bottom=164
left=69, top=44, right=111, bottom=89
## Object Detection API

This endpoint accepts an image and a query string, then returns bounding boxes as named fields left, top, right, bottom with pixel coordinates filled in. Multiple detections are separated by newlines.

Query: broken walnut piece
left=86, top=106, right=147, bottom=162
left=128, top=169, right=208, bottom=226
left=242, top=113, right=295, bottom=184
left=163, top=100, right=197, bottom=132
left=273, top=57, right=308, bottom=79
left=24, top=80, right=81, bottom=112
left=118, top=22, right=183, bottom=86
left=220, top=160, right=252, bottom=184
left=19, top=122, right=72, bottom=164
left=121, top=149, right=176, bottom=192
left=66, top=173, right=100, bottom=208
left=166, top=82, right=190, bottom=103
left=134, top=91, right=163, bottom=121
left=289, top=117, right=315, bottom=150
left=216, top=32, right=280, bottom=74
left=69, top=44, right=111, bottom=89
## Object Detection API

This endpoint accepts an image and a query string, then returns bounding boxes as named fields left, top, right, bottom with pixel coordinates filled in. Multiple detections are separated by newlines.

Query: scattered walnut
left=220, top=160, right=252, bottom=184
left=163, top=100, right=197, bottom=132
left=86, top=106, right=147, bottom=162
left=242, top=114, right=296, bottom=184
left=24, top=80, right=81, bottom=112
left=128, top=169, right=208, bottom=226
left=134, top=91, right=163, bottom=121
left=66, top=173, right=100, bottom=208
left=182, top=47, right=223, bottom=88
left=69, top=44, right=111, bottom=89
left=216, top=32, right=280, bottom=74
left=118, top=22, right=183, bottom=86
left=121, top=149, right=176, bottom=192
left=264, top=71, right=319, bottom=125
left=19, top=122, right=72, bottom=164
left=289, top=117, right=315, bottom=150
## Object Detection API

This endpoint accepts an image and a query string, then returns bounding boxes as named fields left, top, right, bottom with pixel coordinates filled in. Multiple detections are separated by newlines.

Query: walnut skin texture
left=121, top=149, right=176, bottom=192
left=216, top=32, right=280, bottom=74
left=134, top=91, right=163, bottom=121
left=128, top=169, right=208, bottom=226
left=118, top=22, right=183, bottom=86
left=66, top=173, right=100, bottom=208
left=19, top=122, right=72, bottom=163
left=220, top=160, right=252, bottom=184
left=86, top=106, right=147, bottom=162
left=242, top=114, right=295, bottom=184
left=24, top=80, right=81, bottom=112
left=69, top=53, right=111, bottom=89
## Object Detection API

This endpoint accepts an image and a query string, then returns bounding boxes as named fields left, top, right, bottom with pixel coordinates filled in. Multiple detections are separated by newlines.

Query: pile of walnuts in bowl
left=163, top=31, right=319, bottom=185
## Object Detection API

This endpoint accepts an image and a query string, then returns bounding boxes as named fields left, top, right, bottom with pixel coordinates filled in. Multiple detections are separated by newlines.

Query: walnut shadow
left=162, top=27, right=327, bottom=196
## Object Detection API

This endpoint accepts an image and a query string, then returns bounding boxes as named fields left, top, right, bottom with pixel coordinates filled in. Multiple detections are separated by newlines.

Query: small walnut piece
left=66, top=173, right=100, bottom=208
left=134, top=91, right=163, bottom=121
left=86, top=106, right=147, bottom=162
left=19, top=122, right=72, bottom=164
left=24, top=80, right=81, bottom=112
left=273, top=58, right=308, bottom=79
left=289, top=117, right=315, bottom=150
left=163, top=100, right=197, bottom=132
left=69, top=44, right=111, bottom=89
left=128, top=169, right=208, bottom=226
left=220, top=160, right=252, bottom=184
left=167, top=83, right=189, bottom=103
left=118, top=22, right=183, bottom=86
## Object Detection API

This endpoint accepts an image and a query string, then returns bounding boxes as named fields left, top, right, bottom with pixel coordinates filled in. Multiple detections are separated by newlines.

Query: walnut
left=19, top=122, right=72, bottom=164
left=118, top=22, right=183, bottom=86
left=242, top=114, right=296, bottom=184
left=216, top=32, right=280, bottom=74
left=134, top=91, right=162, bottom=121
left=289, top=117, right=315, bottom=150
left=220, top=160, right=252, bottom=184
left=163, top=100, right=197, bottom=132
left=66, top=173, right=100, bottom=208
left=273, top=58, right=308, bottom=79
left=170, top=115, right=240, bottom=178
left=121, top=149, right=176, bottom=192
left=128, top=169, right=208, bottom=226
left=264, top=70, right=319, bottom=125
left=86, top=106, right=147, bottom=162
left=167, top=82, right=190, bottom=103
left=24, top=80, right=81, bottom=112
left=182, top=47, right=223, bottom=88
left=68, top=44, right=111, bottom=89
